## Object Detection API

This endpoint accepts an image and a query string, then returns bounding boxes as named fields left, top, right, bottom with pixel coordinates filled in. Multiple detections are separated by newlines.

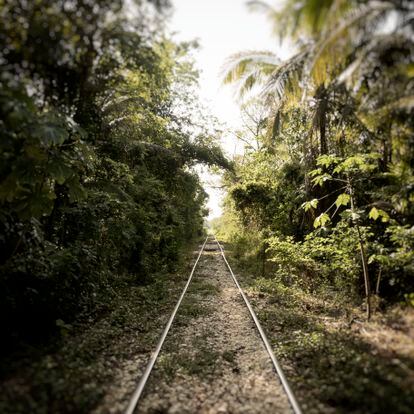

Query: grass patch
left=222, top=349, right=237, bottom=364
left=189, top=279, right=220, bottom=297
left=182, top=348, right=221, bottom=376
left=177, top=301, right=213, bottom=319
left=158, top=330, right=221, bottom=379
left=158, top=348, right=221, bottom=379
left=174, top=283, right=216, bottom=326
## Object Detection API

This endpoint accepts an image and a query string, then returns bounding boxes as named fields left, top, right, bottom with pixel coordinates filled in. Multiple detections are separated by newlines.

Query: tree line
left=215, top=0, right=414, bottom=317
left=0, top=0, right=229, bottom=348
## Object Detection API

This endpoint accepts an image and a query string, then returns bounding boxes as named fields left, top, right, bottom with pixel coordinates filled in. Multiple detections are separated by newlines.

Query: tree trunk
left=349, top=182, right=372, bottom=320
left=355, top=223, right=372, bottom=320
left=315, top=84, right=328, bottom=155
left=319, top=99, right=328, bottom=155
left=375, top=268, right=382, bottom=295
left=261, top=243, right=266, bottom=277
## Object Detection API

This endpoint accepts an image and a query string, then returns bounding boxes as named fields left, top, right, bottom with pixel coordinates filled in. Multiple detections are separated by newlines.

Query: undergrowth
left=0, top=239, right=204, bottom=414
left=224, top=242, right=414, bottom=414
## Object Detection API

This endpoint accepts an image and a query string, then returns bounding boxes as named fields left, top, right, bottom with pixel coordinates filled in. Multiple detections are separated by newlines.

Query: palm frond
left=248, top=0, right=352, bottom=40
left=309, top=1, right=395, bottom=76
left=261, top=49, right=308, bottom=104
left=367, top=95, right=414, bottom=116
left=246, top=0, right=277, bottom=14
left=221, top=50, right=280, bottom=99
left=221, top=50, right=280, bottom=84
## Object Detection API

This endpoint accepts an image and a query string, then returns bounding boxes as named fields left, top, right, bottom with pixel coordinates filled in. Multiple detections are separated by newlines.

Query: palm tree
left=222, top=0, right=413, bottom=156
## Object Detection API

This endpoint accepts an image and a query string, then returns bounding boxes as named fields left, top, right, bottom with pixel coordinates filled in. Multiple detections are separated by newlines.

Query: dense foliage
left=0, top=0, right=229, bottom=347
left=215, top=0, right=414, bottom=315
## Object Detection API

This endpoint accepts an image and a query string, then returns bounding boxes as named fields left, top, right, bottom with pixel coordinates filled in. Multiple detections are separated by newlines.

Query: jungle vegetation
left=0, top=0, right=229, bottom=351
left=0, top=1, right=413, bottom=412
left=214, top=0, right=414, bottom=318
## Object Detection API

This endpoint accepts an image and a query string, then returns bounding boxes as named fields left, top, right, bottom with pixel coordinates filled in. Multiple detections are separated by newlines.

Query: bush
left=265, top=222, right=362, bottom=298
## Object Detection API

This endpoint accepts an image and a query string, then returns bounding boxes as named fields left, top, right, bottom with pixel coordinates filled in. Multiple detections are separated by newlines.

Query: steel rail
left=214, top=237, right=303, bottom=414
left=125, top=235, right=209, bottom=414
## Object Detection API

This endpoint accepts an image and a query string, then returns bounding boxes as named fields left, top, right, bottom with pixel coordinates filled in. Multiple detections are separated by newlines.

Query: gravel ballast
left=104, top=242, right=293, bottom=413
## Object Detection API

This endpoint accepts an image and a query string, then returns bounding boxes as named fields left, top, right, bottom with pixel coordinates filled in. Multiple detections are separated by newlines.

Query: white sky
left=168, top=0, right=290, bottom=219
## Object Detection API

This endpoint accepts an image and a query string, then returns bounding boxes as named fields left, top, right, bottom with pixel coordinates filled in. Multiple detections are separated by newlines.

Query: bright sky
left=168, top=0, right=289, bottom=219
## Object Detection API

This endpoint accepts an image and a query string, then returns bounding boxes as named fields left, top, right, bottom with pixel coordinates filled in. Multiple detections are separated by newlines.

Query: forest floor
left=224, top=244, right=414, bottom=414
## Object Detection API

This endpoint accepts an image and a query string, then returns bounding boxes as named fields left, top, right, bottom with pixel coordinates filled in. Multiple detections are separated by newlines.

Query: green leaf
left=335, top=193, right=350, bottom=207
left=369, top=207, right=380, bottom=220
left=19, top=190, right=55, bottom=219
left=0, top=175, right=20, bottom=202
left=380, top=210, right=390, bottom=222
left=352, top=212, right=360, bottom=221
left=66, top=177, right=87, bottom=203
left=338, top=153, right=380, bottom=174
left=369, top=208, right=390, bottom=222
left=314, top=213, right=330, bottom=228
left=368, top=254, right=376, bottom=265
left=311, top=174, right=332, bottom=187
left=48, top=161, right=73, bottom=185
left=302, top=198, right=318, bottom=211
left=34, top=122, right=68, bottom=146
left=316, top=154, right=340, bottom=168
left=25, top=144, right=47, bottom=161
left=309, top=168, right=322, bottom=177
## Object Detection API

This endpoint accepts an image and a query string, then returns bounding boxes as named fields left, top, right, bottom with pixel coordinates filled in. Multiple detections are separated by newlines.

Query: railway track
left=125, top=236, right=302, bottom=414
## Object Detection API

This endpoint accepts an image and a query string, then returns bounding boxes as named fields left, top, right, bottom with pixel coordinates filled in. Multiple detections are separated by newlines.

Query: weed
left=222, top=350, right=237, bottom=364
left=189, top=279, right=220, bottom=297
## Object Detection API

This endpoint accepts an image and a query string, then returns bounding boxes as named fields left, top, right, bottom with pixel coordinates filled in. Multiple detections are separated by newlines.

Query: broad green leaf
left=18, top=190, right=55, bottom=219
left=338, top=153, right=380, bottom=174
left=380, top=210, right=390, bottom=222
left=0, top=175, right=19, bottom=202
left=369, top=208, right=390, bottom=222
left=309, top=168, right=322, bottom=177
left=302, top=198, right=318, bottom=211
left=25, top=144, right=47, bottom=161
left=34, top=122, right=68, bottom=146
left=314, top=213, right=330, bottom=228
left=48, top=161, right=73, bottom=185
left=335, top=193, right=350, bottom=207
left=66, top=177, right=87, bottom=203
left=369, top=207, right=380, bottom=220
left=368, top=254, right=376, bottom=265
left=311, top=174, right=332, bottom=187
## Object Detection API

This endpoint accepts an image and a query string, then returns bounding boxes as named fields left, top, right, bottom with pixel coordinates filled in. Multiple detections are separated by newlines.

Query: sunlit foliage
left=219, top=0, right=414, bottom=312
